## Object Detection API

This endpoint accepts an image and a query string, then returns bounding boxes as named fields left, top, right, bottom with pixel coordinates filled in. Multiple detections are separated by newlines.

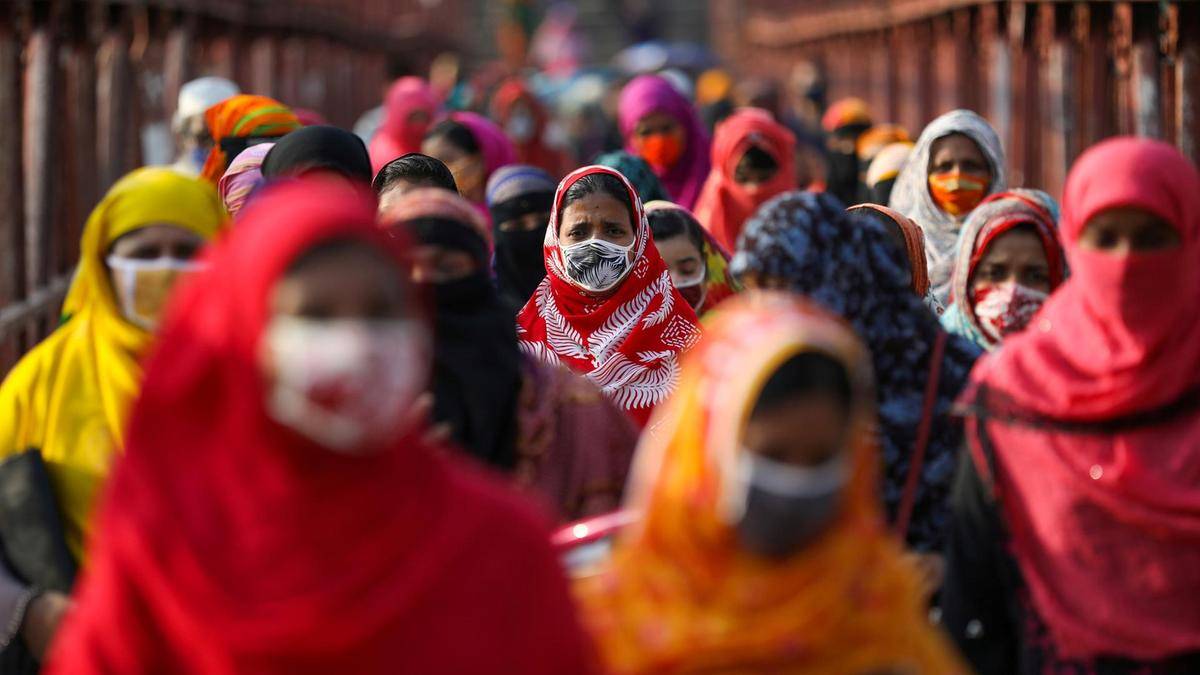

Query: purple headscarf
left=618, top=75, right=711, bottom=210
left=217, top=143, right=274, bottom=218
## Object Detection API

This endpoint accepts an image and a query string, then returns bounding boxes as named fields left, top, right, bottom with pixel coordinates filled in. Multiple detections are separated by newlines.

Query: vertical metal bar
left=97, top=15, right=132, bottom=191
left=0, top=9, right=25, bottom=373
left=1178, top=5, right=1200, bottom=163
left=23, top=11, right=55, bottom=298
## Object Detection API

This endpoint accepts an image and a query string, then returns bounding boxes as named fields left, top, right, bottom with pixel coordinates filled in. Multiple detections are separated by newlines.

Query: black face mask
left=826, top=151, right=861, bottom=206
left=732, top=452, right=848, bottom=559
left=433, top=271, right=494, bottom=311
left=495, top=227, right=547, bottom=304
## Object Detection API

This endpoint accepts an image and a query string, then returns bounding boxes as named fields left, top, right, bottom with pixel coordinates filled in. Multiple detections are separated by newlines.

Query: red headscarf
left=694, top=108, right=797, bottom=251
left=46, top=180, right=596, bottom=674
left=962, top=138, right=1200, bottom=660
left=368, top=77, right=442, bottom=174
left=491, top=78, right=569, bottom=178
left=516, top=166, right=702, bottom=429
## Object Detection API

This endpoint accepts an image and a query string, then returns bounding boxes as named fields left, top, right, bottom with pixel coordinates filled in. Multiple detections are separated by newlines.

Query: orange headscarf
left=575, top=292, right=966, bottom=675
left=200, top=94, right=301, bottom=183
left=694, top=108, right=796, bottom=251
left=847, top=203, right=932, bottom=298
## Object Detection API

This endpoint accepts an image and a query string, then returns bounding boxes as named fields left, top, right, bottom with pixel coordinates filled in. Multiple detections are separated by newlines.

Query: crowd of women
left=0, top=58, right=1196, bottom=675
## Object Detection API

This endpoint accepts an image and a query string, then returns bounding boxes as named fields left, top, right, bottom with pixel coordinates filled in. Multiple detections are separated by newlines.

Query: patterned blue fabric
left=732, top=190, right=982, bottom=552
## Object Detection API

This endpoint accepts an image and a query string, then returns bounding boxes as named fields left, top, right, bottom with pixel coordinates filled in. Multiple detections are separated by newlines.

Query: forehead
left=930, top=133, right=986, bottom=161
left=978, top=227, right=1047, bottom=261
left=655, top=233, right=702, bottom=260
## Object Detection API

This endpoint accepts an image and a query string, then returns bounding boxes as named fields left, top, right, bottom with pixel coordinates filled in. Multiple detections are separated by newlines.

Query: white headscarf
left=888, top=110, right=1005, bottom=303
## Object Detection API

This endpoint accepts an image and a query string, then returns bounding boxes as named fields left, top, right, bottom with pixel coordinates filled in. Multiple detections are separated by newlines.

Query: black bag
left=0, top=450, right=77, bottom=673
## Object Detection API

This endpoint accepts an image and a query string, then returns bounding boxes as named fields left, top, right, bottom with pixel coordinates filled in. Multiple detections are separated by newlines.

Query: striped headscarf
left=218, top=143, right=273, bottom=218
left=200, top=95, right=301, bottom=183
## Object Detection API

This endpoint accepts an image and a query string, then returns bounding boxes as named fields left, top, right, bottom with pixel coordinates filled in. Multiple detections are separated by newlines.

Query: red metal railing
left=712, top=0, right=1198, bottom=198
left=0, top=0, right=466, bottom=373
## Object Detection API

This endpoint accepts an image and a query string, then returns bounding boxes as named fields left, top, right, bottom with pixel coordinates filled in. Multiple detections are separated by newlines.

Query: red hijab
left=368, top=77, right=441, bottom=174
left=491, top=78, right=569, bottom=178
left=963, top=138, right=1200, bottom=660
left=516, top=166, right=702, bottom=429
left=46, top=180, right=595, bottom=674
left=694, top=108, right=797, bottom=251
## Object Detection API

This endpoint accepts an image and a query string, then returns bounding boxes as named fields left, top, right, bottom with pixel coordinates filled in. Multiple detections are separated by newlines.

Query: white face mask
left=506, top=112, right=536, bottom=143
left=560, top=237, right=635, bottom=293
left=106, top=255, right=204, bottom=330
left=973, top=282, right=1049, bottom=344
left=262, top=317, right=428, bottom=453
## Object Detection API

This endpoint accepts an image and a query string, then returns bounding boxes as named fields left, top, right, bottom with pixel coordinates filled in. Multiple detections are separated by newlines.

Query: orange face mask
left=636, top=133, right=685, bottom=172
left=928, top=171, right=989, bottom=216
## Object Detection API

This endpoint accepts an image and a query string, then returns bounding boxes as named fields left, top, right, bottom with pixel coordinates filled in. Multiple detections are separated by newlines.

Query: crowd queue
left=0, top=56, right=1196, bottom=675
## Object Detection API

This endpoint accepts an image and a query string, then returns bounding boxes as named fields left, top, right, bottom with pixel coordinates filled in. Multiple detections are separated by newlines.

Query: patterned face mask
left=973, top=282, right=1048, bottom=344
left=106, top=256, right=204, bottom=330
left=560, top=238, right=635, bottom=293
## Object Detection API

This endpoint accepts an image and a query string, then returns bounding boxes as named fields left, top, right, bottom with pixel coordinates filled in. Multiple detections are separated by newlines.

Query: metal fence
left=0, top=0, right=465, bottom=373
left=712, top=0, right=1198, bottom=197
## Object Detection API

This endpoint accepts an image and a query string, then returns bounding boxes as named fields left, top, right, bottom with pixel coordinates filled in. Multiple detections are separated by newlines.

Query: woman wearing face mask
left=943, top=139, right=1200, bottom=674
left=491, top=78, right=571, bottom=178
left=735, top=192, right=981, bottom=562
left=575, top=293, right=966, bottom=674
left=821, top=97, right=873, bottom=206
left=645, top=201, right=740, bottom=317
left=199, top=94, right=301, bottom=183
left=385, top=188, right=638, bottom=520
left=846, top=203, right=943, bottom=315
left=421, top=112, right=517, bottom=222
left=486, top=165, right=557, bottom=315
left=889, top=109, right=1007, bottom=304
left=617, top=74, right=711, bottom=210
left=367, top=76, right=441, bottom=175
left=694, top=108, right=798, bottom=251
left=516, top=166, right=702, bottom=429
left=940, top=191, right=1066, bottom=351
left=0, top=168, right=224, bottom=661
left=45, top=181, right=597, bottom=674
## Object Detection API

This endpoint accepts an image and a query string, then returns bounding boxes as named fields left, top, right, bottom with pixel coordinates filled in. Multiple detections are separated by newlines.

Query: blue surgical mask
left=730, top=450, right=849, bottom=559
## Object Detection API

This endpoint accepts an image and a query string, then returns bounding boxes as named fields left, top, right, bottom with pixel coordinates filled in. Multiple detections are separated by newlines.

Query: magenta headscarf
left=217, top=143, right=274, bottom=218
left=449, top=111, right=518, bottom=222
left=368, top=77, right=442, bottom=174
left=618, top=74, right=711, bottom=209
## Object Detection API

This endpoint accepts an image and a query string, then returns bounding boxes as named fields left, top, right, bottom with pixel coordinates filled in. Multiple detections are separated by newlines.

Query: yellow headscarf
left=575, top=292, right=967, bottom=674
left=0, top=168, right=226, bottom=561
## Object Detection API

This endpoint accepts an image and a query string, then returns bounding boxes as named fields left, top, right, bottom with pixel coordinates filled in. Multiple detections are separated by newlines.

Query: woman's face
left=269, top=243, right=408, bottom=322
left=108, top=223, right=204, bottom=261
left=409, top=245, right=478, bottom=284
left=928, top=133, right=989, bottom=177
left=971, top=228, right=1052, bottom=295
left=106, top=224, right=206, bottom=329
left=1078, top=207, right=1181, bottom=254
left=422, top=135, right=485, bottom=202
left=742, top=394, right=850, bottom=468
left=656, top=234, right=705, bottom=286
left=632, top=112, right=686, bottom=170
left=558, top=193, right=634, bottom=247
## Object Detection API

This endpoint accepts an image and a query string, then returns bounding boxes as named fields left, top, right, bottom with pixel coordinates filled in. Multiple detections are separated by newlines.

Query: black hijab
left=261, top=125, right=373, bottom=183
left=485, top=165, right=558, bottom=315
left=406, top=216, right=522, bottom=471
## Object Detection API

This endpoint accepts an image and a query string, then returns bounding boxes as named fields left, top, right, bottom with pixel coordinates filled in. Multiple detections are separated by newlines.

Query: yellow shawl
left=0, top=168, right=226, bottom=560
left=575, top=292, right=968, bottom=674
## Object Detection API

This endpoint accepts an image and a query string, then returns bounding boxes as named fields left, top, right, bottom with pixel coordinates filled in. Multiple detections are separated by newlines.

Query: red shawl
left=516, top=166, right=701, bottom=429
left=964, top=138, right=1200, bottom=660
left=46, top=180, right=595, bottom=674
left=491, top=78, right=570, bottom=179
left=693, top=108, right=797, bottom=251
left=368, top=77, right=442, bottom=175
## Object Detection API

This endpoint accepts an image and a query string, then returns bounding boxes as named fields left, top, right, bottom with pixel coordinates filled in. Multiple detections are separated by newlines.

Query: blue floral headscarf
left=732, top=191, right=982, bottom=552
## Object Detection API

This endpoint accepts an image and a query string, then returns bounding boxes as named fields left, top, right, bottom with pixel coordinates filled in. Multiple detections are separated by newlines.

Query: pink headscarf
left=450, top=111, right=518, bottom=178
left=618, top=75, right=710, bottom=210
left=963, top=138, right=1200, bottom=660
left=217, top=143, right=274, bottom=218
left=368, top=77, right=441, bottom=174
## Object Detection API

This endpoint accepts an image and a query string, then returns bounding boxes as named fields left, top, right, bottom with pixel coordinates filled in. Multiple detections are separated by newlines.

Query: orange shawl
left=575, top=292, right=966, bottom=674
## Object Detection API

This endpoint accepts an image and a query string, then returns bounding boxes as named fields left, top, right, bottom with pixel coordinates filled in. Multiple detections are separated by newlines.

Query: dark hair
left=751, top=352, right=853, bottom=418
left=373, top=153, right=459, bottom=194
left=559, top=172, right=635, bottom=224
left=425, top=119, right=480, bottom=155
left=737, top=145, right=780, bottom=173
left=648, top=208, right=704, bottom=253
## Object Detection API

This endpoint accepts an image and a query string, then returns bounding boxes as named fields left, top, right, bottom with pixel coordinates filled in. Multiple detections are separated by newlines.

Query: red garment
left=516, top=166, right=702, bottom=429
left=491, top=78, right=570, bottom=178
left=694, top=108, right=796, bottom=251
left=964, top=138, right=1200, bottom=660
left=368, top=77, right=441, bottom=175
left=46, top=180, right=596, bottom=675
